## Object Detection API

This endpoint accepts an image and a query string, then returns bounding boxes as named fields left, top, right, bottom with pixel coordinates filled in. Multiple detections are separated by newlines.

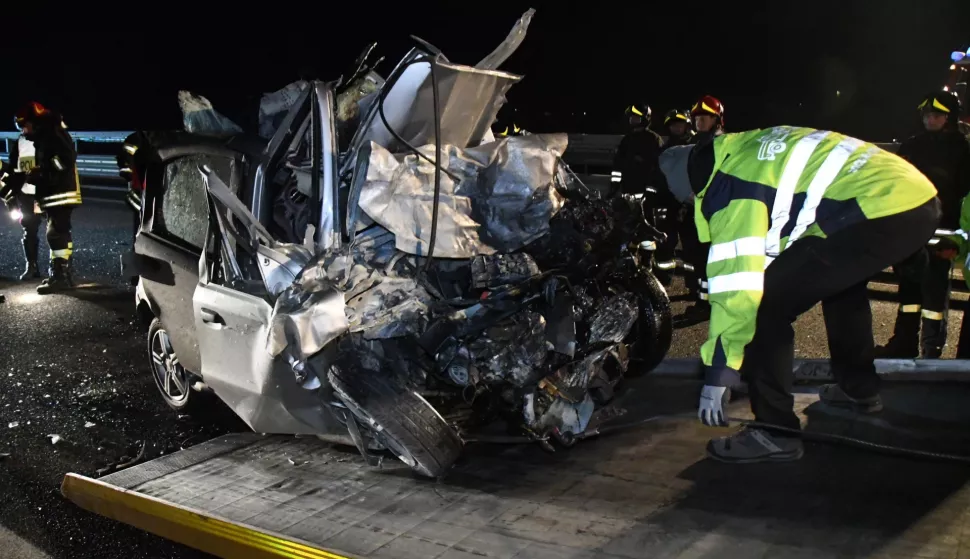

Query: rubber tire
left=328, top=367, right=463, bottom=479
left=147, top=318, right=211, bottom=415
left=623, top=269, right=673, bottom=376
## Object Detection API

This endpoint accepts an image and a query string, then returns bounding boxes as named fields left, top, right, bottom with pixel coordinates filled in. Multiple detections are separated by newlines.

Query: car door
left=191, top=168, right=344, bottom=436
left=191, top=85, right=348, bottom=436
left=134, top=150, right=236, bottom=375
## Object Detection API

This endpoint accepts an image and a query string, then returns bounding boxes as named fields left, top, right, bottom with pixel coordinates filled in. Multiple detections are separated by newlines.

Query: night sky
left=4, top=1, right=969, bottom=141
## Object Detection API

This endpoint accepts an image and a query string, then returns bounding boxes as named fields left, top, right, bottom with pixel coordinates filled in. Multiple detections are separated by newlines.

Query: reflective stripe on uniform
left=42, top=193, right=82, bottom=205
left=708, top=271, right=764, bottom=294
left=44, top=192, right=78, bottom=201
left=708, top=237, right=766, bottom=264
left=52, top=156, right=64, bottom=171
left=43, top=197, right=82, bottom=208
left=127, top=189, right=142, bottom=211
left=51, top=242, right=73, bottom=260
left=766, top=131, right=830, bottom=256
left=901, top=304, right=921, bottom=313
left=787, top=137, right=864, bottom=244
left=922, top=309, right=944, bottom=320
left=123, top=143, right=138, bottom=155
left=611, top=171, right=622, bottom=183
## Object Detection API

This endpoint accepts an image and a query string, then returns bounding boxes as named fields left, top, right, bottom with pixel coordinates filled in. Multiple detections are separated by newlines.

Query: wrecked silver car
left=128, top=10, right=672, bottom=478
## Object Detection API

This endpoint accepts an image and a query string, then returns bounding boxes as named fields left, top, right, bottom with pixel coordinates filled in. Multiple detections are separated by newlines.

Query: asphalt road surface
left=0, top=200, right=966, bottom=558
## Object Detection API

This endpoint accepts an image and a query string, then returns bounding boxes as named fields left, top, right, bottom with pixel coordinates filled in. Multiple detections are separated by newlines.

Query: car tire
left=623, top=269, right=673, bottom=376
left=328, top=366, right=463, bottom=479
left=147, top=318, right=210, bottom=414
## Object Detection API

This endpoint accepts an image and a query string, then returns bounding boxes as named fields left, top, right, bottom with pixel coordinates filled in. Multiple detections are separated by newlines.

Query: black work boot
left=874, top=312, right=920, bottom=358
left=36, top=259, right=76, bottom=295
left=920, top=317, right=946, bottom=359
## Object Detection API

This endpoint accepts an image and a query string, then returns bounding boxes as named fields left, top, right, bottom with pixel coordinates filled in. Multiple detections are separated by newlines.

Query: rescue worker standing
left=659, top=126, right=939, bottom=462
left=10, top=103, right=82, bottom=294
left=611, top=103, right=663, bottom=196
left=652, top=109, right=696, bottom=282
left=1, top=131, right=43, bottom=280
left=118, top=131, right=148, bottom=241
left=691, top=95, right=726, bottom=140
left=679, top=95, right=727, bottom=321
left=662, top=109, right=695, bottom=148
left=878, top=91, right=970, bottom=358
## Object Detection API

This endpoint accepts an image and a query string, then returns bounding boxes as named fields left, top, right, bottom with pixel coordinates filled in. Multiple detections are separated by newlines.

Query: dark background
left=2, top=0, right=968, bottom=140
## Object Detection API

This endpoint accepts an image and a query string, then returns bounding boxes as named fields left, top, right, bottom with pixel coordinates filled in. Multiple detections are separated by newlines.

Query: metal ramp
left=61, top=376, right=970, bottom=559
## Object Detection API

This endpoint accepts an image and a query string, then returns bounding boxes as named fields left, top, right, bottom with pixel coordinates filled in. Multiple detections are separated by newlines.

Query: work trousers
left=890, top=248, right=952, bottom=357
left=18, top=194, right=41, bottom=265
left=679, top=206, right=709, bottom=302
left=45, top=206, right=74, bottom=261
left=744, top=198, right=940, bottom=431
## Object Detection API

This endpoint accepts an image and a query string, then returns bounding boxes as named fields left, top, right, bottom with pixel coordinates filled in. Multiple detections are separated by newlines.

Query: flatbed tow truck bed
left=61, top=375, right=970, bottom=559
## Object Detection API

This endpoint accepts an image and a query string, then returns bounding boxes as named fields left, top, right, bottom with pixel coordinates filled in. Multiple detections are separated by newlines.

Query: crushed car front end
left=166, top=9, right=672, bottom=477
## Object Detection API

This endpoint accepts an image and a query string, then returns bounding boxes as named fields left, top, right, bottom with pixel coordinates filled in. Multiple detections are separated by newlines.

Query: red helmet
left=14, top=101, right=49, bottom=130
left=691, top=95, right=725, bottom=125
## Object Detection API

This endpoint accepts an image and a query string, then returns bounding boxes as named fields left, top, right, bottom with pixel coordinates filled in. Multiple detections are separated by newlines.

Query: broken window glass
left=156, top=154, right=232, bottom=250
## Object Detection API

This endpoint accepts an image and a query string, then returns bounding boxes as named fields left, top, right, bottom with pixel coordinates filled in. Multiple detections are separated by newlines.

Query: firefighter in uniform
left=652, top=109, right=697, bottom=283
left=118, top=131, right=148, bottom=239
left=663, top=109, right=695, bottom=148
left=10, top=102, right=82, bottom=294
left=691, top=95, right=726, bottom=139
left=877, top=91, right=970, bottom=358
left=1, top=131, right=44, bottom=280
left=659, top=127, right=939, bottom=462
left=611, top=103, right=664, bottom=196
left=678, top=96, right=727, bottom=321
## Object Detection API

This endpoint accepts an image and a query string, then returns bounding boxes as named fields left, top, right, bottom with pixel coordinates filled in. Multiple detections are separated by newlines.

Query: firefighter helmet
left=663, top=109, right=691, bottom=127
left=14, top=101, right=49, bottom=130
left=496, top=123, right=524, bottom=137
left=690, top=95, right=725, bottom=125
left=625, top=103, right=652, bottom=124
left=917, top=90, right=962, bottom=124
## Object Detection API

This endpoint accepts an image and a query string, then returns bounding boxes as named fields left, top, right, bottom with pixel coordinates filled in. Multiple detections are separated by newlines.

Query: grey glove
left=698, top=385, right=730, bottom=426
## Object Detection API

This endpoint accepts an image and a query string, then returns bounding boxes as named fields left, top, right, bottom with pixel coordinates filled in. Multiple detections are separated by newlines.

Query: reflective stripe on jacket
left=695, top=126, right=937, bottom=386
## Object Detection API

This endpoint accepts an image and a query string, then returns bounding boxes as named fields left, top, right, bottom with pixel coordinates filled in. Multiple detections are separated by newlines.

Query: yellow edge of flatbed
left=60, top=473, right=357, bottom=559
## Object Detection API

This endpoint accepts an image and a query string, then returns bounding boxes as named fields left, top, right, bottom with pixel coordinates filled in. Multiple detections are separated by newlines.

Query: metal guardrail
left=0, top=131, right=903, bottom=190
left=0, top=131, right=133, bottom=142
left=0, top=131, right=134, bottom=184
left=0, top=154, right=122, bottom=180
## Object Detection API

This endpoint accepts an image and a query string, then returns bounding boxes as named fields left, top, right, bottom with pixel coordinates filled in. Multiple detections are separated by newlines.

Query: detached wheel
left=624, top=269, right=673, bottom=375
left=328, top=366, right=463, bottom=478
left=148, top=318, right=209, bottom=414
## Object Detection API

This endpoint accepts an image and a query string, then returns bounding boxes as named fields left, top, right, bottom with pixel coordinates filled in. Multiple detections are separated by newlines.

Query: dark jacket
left=5, top=115, right=81, bottom=210
left=612, top=127, right=664, bottom=195
left=663, top=131, right=695, bottom=150
left=118, top=131, right=150, bottom=210
left=897, top=130, right=970, bottom=229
